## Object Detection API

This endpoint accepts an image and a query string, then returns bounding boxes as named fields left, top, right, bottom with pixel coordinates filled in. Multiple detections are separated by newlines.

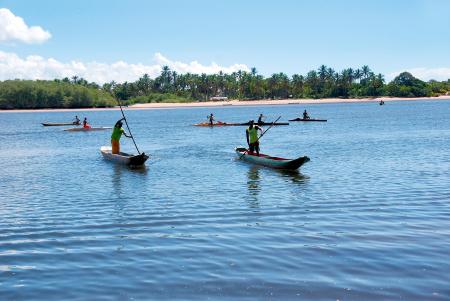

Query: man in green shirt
left=246, top=120, right=263, bottom=156
left=111, top=118, right=131, bottom=154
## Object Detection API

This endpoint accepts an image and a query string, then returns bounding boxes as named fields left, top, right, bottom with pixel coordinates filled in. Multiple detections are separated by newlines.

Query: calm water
left=1, top=100, right=449, bottom=300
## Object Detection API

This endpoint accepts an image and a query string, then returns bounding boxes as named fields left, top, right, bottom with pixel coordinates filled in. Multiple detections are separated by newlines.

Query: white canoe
left=65, top=127, right=112, bottom=132
left=235, top=147, right=309, bottom=170
left=100, top=146, right=149, bottom=167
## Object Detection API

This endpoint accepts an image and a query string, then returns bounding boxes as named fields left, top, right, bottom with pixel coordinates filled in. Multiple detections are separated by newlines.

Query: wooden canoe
left=64, top=127, right=112, bottom=132
left=100, top=146, right=149, bottom=167
left=235, top=147, right=309, bottom=170
left=42, top=122, right=80, bottom=126
left=288, top=118, right=327, bottom=122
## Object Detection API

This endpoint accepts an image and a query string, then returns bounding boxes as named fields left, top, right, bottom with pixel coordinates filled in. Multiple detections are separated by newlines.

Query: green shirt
left=111, top=127, right=124, bottom=141
left=247, top=127, right=259, bottom=144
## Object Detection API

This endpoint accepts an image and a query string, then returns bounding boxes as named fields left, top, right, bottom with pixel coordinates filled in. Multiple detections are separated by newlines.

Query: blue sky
left=0, top=0, right=449, bottom=83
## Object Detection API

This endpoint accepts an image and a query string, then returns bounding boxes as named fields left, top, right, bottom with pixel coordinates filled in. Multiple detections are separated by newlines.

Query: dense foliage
left=1, top=66, right=449, bottom=109
left=0, top=79, right=115, bottom=109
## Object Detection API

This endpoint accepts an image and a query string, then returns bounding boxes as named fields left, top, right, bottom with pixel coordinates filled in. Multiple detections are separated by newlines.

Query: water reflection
left=275, top=169, right=309, bottom=185
left=246, top=166, right=261, bottom=208
left=111, top=163, right=148, bottom=197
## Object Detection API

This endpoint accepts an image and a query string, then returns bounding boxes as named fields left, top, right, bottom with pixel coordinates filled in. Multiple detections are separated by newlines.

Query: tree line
left=1, top=65, right=449, bottom=109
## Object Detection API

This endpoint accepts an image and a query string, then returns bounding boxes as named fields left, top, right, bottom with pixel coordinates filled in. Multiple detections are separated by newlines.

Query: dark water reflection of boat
left=112, top=163, right=148, bottom=197
left=274, top=168, right=309, bottom=184
left=246, top=166, right=261, bottom=208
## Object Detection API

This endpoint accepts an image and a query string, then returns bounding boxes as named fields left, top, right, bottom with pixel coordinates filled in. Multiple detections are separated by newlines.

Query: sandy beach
left=1, top=95, right=449, bottom=113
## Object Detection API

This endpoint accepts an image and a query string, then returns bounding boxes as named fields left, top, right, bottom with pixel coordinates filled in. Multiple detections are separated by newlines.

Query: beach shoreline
left=1, top=95, right=449, bottom=113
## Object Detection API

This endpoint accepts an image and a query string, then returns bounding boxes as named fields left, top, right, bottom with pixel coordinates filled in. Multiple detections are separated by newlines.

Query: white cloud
left=389, top=68, right=450, bottom=82
left=0, top=8, right=51, bottom=44
left=0, top=51, right=249, bottom=84
left=154, top=52, right=249, bottom=74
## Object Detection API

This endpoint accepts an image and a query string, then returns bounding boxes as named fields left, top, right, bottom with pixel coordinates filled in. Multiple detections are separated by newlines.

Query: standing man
left=208, top=113, right=214, bottom=126
left=246, top=120, right=263, bottom=156
left=111, top=118, right=131, bottom=154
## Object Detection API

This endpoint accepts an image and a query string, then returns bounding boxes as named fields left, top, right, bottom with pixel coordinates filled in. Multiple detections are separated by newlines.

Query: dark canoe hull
left=288, top=118, right=327, bottom=122
left=64, top=127, right=112, bottom=132
left=100, top=146, right=149, bottom=167
left=193, top=122, right=241, bottom=127
left=193, top=121, right=289, bottom=127
left=240, top=121, right=289, bottom=126
left=42, top=122, right=81, bottom=126
left=235, top=147, right=309, bottom=170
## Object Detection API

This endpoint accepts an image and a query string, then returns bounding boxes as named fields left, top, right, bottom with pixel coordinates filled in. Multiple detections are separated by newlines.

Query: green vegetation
left=1, top=66, right=449, bottom=109
left=0, top=79, right=115, bottom=109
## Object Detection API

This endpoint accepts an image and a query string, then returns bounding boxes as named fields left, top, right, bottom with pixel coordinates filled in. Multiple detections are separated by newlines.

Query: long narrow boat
left=193, top=121, right=289, bottom=127
left=240, top=121, right=289, bottom=126
left=288, top=118, right=327, bottom=122
left=42, top=122, right=80, bottom=126
left=193, top=121, right=240, bottom=127
left=235, top=147, right=309, bottom=170
left=100, top=146, right=149, bottom=167
left=64, top=127, right=112, bottom=132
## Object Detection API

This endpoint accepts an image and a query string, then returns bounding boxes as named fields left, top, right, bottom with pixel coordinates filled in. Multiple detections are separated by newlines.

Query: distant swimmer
left=303, top=110, right=310, bottom=119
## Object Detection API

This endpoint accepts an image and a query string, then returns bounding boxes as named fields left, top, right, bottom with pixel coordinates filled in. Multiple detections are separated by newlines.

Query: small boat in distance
left=289, top=118, right=327, bottom=122
left=100, top=146, right=149, bottom=167
left=193, top=121, right=241, bottom=127
left=64, top=127, right=112, bottom=132
left=242, top=121, right=289, bottom=126
left=235, top=147, right=309, bottom=170
left=193, top=121, right=289, bottom=127
left=42, top=122, right=80, bottom=126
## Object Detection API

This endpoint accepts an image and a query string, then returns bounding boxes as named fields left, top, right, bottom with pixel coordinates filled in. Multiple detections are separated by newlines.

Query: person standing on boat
left=73, top=115, right=80, bottom=125
left=82, top=117, right=91, bottom=129
left=246, top=120, right=263, bottom=156
left=208, top=113, right=214, bottom=125
left=257, top=114, right=265, bottom=124
left=111, top=118, right=131, bottom=154
left=303, top=110, right=310, bottom=119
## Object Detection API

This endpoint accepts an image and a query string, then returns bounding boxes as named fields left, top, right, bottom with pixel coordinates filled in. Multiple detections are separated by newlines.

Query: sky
left=0, top=0, right=449, bottom=84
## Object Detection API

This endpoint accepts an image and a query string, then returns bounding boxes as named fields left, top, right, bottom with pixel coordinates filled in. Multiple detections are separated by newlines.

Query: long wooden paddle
left=240, top=115, right=282, bottom=158
left=117, top=100, right=141, bottom=155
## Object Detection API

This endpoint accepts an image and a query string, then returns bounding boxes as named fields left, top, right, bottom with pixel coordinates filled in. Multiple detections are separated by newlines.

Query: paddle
left=240, top=116, right=281, bottom=158
left=117, top=99, right=141, bottom=155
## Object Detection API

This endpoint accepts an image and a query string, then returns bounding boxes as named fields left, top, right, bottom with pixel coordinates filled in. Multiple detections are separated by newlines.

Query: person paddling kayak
left=82, top=117, right=91, bottom=129
left=73, top=115, right=80, bottom=125
left=111, top=118, right=131, bottom=154
left=246, top=120, right=263, bottom=156
left=303, top=110, right=310, bottom=119
left=257, top=114, right=265, bottom=124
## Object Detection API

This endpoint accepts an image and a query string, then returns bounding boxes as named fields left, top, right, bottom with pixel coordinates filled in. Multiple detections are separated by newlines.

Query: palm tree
left=354, top=69, right=362, bottom=82
left=361, top=65, right=371, bottom=79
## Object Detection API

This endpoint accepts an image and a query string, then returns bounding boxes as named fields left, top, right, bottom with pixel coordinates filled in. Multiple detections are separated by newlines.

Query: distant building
left=210, top=96, right=229, bottom=101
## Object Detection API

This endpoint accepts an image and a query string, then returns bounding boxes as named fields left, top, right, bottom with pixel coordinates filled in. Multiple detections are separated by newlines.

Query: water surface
left=1, top=100, right=449, bottom=300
